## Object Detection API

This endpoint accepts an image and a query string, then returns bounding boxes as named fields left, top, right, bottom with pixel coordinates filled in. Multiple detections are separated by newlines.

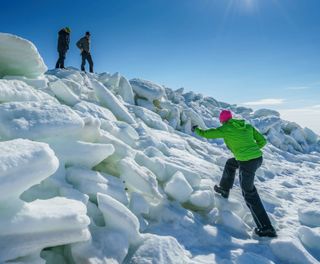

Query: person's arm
left=76, top=39, right=83, bottom=50
left=195, top=127, right=224, bottom=139
left=253, top=127, right=267, bottom=148
left=66, top=35, right=70, bottom=50
left=57, top=36, right=61, bottom=51
left=61, top=35, right=68, bottom=51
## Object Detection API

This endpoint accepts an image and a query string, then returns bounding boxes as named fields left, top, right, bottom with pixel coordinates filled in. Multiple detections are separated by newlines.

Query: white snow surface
left=0, top=139, right=59, bottom=201
left=0, top=33, right=47, bottom=78
left=0, top=79, right=56, bottom=103
left=0, top=101, right=84, bottom=140
left=48, top=79, right=80, bottom=106
left=0, top=34, right=320, bottom=263
left=130, top=78, right=166, bottom=102
left=164, top=171, right=193, bottom=203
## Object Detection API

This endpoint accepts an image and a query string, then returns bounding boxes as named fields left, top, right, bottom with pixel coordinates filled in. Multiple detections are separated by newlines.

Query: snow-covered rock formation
left=0, top=33, right=319, bottom=264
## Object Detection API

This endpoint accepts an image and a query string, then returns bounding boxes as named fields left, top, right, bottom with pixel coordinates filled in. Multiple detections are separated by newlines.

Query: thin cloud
left=285, top=86, right=309, bottom=91
left=285, top=80, right=320, bottom=90
left=310, top=81, right=320, bottom=86
left=243, top=98, right=285, bottom=106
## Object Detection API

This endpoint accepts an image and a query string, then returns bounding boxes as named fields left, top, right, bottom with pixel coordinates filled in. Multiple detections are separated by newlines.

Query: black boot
left=254, top=226, right=277, bottom=238
left=214, top=185, right=229, bottom=198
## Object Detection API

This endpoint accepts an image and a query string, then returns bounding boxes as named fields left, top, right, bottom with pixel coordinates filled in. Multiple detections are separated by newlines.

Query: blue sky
left=1, top=0, right=320, bottom=133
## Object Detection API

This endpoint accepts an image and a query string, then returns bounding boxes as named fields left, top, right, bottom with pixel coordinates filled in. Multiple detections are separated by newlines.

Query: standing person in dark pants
left=55, top=27, right=71, bottom=69
left=76, top=31, right=94, bottom=73
left=192, top=110, right=277, bottom=238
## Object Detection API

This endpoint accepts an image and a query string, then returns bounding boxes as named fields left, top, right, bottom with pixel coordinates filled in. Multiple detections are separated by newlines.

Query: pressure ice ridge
left=0, top=33, right=319, bottom=263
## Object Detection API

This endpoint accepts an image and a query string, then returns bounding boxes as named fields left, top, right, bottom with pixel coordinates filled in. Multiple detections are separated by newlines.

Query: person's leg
left=55, top=58, right=60, bottom=69
left=215, top=158, right=239, bottom=198
left=87, top=53, right=94, bottom=73
left=219, top=158, right=239, bottom=190
left=60, top=52, right=66, bottom=68
left=81, top=52, right=86, bottom=71
left=55, top=52, right=62, bottom=68
left=239, top=157, right=273, bottom=229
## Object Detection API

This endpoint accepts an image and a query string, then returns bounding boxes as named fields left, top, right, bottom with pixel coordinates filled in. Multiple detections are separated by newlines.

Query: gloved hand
left=191, top=125, right=198, bottom=132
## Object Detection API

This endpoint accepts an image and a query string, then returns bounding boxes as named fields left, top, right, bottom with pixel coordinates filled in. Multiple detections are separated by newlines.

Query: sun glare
left=232, top=0, right=258, bottom=13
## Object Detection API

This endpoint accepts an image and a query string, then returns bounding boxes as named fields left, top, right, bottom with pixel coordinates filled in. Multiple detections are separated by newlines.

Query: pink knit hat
left=219, top=110, right=232, bottom=123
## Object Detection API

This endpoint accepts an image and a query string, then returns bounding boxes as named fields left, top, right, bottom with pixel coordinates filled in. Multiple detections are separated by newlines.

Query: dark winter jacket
left=195, top=119, right=267, bottom=161
left=76, top=36, right=90, bottom=53
left=57, top=29, right=70, bottom=53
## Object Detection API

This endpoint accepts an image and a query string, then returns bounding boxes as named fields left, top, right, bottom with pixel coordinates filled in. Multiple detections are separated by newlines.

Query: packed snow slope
left=0, top=33, right=320, bottom=264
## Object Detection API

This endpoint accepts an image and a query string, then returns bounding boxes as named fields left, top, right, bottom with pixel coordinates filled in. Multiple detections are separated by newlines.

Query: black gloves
left=191, top=125, right=198, bottom=132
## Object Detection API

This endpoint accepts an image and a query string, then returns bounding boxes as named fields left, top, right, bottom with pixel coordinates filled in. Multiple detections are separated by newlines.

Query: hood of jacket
left=226, top=119, right=246, bottom=129
left=59, top=29, right=69, bottom=36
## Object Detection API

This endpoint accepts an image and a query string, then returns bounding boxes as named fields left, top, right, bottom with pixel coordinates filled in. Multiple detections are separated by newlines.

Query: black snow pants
left=55, top=51, right=66, bottom=69
left=81, top=51, right=94, bottom=73
left=219, top=157, right=272, bottom=229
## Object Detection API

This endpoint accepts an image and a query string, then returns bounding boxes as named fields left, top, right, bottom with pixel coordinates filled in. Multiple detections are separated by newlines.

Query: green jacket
left=195, top=119, right=267, bottom=161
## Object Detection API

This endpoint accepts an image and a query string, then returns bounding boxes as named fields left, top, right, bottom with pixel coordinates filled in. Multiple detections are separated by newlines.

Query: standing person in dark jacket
left=76, top=31, right=94, bottom=73
left=55, top=27, right=71, bottom=69
left=192, top=110, right=277, bottom=238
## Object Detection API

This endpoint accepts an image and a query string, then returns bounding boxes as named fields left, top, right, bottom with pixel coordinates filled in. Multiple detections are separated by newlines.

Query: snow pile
left=74, top=100, right=117, bottom=122
left=164, top=171, right=193, bottom=203
left=48, top=79, right=80, bottom=106
left=0, top=33, right=47, bottom=78
left=270, top=239, right=319, bottom=264
left=0, top=79, right=55, bottom=103
left=92, top=79, right=135, bottom=124
left=129, top=235, right=192, bottom=263
left=298, top=207, right=320, bottom=227
left=97, top=193, right=142, bottom=245
left=156, top=86, right=319, bottom=154
left=66, top=167, right=128, bottom=204
left=130, top=78, right=166, bottom=102
left=0, top=139, right=90, bottom=262
left=0, top=101, right=84, bottom=140
left=0, top=139, right=58, bottom=201
left=253, top=108, right=280, bottom=118
left=0, top=34, right=320, bottom=263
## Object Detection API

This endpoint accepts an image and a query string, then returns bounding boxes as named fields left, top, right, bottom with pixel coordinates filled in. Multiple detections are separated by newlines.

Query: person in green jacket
left=192, top=110, right=277, bottom=238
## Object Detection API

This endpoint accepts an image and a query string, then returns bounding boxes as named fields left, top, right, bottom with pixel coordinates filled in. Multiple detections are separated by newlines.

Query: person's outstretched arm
left=253, top=127, right=267, bottom=148
left=195, top=127, right=224, bottom=139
